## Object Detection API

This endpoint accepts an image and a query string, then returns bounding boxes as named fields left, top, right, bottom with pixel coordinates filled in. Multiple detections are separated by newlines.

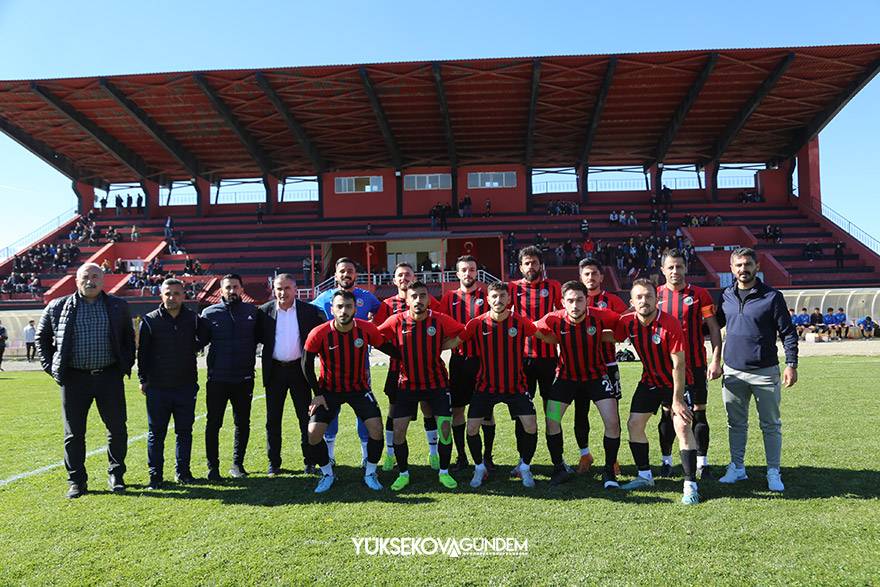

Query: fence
left=531, top=175, right=755, bottom=194
left=0, top=207, right=78, bottom=263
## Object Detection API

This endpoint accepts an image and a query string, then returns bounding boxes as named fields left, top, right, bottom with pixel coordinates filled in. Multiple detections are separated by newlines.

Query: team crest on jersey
left=354, top=337, right=364, bottom=348
left=652, top=333, right=662, bottom=344
left=427, top=326, right=437, bottom=336
left=475, top=298, right=484, bottom=306
left=508, top=327, right=518, bottom=337
left=683, top=296, right=694, bottom=306
left=540, top=288, right=549, bottom=297
left=588, top=325, right=597, bottom=336
left=597, top=301, right=607, bottom=309
left=356, top=298, right=364, bottom=307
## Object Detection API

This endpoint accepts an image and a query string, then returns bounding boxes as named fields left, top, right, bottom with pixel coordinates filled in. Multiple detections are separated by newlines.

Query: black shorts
left=383, top=368, right=400, bottom=403
left=468, top=392, right=536, bottom=420
left=310, top=390, right=382, bottom=424
left=392, top=389, right=452, bottom=420
left=449, top=355, right=480, bottom=408
left=606, top=363, right=621, bottom=395
left=686, top=365, right=708, bottom=406
left=523, top=357, right=557, bottom=399
left=629, top=382, right=693, bottom=414
left=549, top=377, right=621, bottom=405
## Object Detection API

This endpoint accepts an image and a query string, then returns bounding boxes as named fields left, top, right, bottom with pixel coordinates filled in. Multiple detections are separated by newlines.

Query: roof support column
left=395, top=171, right=403, bottom=217
left=140, top=179, right=161, bottom=219
left=703, top=161, right=718, bottom=202
left=647, top=164, right=662, bottom=196
left=72, top=181, right=95, bottom=217
left=577, top=164, right=588, bottom=204
left=796, top=136, right=821, bottom=215
left=194, top=177, right=212, bottom=217
left=262, top=175, right=279, bottom=214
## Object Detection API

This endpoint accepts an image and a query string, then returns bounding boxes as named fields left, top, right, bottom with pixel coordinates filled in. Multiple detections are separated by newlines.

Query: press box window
left=467, top=171, right=517, bottom=189
left=334, top=176, right=384, bottom=193
left=403, top=173, right=452, bottom=191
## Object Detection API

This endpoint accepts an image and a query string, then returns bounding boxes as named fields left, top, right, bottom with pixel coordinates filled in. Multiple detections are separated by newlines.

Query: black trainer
left=108, top=473, right=126, bottom=493
left=697, top=466, right=714, bottom=481
left=147, top=476, right=164, bottom=490
left=550, top=465, right=574, bottom=486
left=267, top=465, right=281, bottom=477
left=603, top=471, right=620, bottom=489
left=206, top=469, right=223, bottom=482
left=229, top=464, right=249, bottom=478
left=450, top=457, right=469, bottom=472
left=304, top=464, right=318, bottom=476
left=659, top=463, right=674, bottom=478
left=66, top=483, right=87, bottom=499
left=175, top=473, right=197, bottom=484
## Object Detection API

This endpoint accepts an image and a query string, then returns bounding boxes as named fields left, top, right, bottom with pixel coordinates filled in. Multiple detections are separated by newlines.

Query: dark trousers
left=146, top=386, right=197, bottom=478
left=0, top=345, right=5, bottom=368
left=265, top=361, right=313, bottom=469
left=26, top=342, right=36, bottom=361
left=60, top=368, right=127, bottom=485
left=205, top=379, right=254, bottom=471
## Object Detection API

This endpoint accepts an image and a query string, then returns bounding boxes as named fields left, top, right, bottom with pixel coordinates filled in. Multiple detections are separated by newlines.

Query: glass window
left=334, top=176, right=383, bottom=194
left=403, top=173, right=452, bottom=191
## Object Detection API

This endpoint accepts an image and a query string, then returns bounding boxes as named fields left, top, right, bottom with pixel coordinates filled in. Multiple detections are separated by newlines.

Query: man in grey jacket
left=715, top=248, right=798, bottom=492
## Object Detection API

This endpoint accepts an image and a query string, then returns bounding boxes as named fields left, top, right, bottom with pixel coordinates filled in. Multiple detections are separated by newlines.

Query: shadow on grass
left=700, top=465, right=880, bottom=501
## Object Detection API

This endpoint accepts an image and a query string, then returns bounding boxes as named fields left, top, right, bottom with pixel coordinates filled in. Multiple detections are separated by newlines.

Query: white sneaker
left=520, top=466, right=535, bottom=489
left=718, top=463, right=748, bottom=484
left=767, top=468, right=784, bottom=492
left=470, top=465, right=486, bottom=488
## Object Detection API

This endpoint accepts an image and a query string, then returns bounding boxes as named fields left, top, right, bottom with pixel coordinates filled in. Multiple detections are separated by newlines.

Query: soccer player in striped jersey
left=377, top=281, right=464, bottom=491
left=449, top=282, right=542, bottom=489
left=303, top=290, right=396, bottom=494
left=373, top=262, right=442, bottom=473
left=656, top=250, right=722, bottom=479
left=613, top=279, right=701, bottom=505
left=439, top=255, right=494, bottom=472
left=578, top=257, right=629, bottom=474
left=534, top=281, right=623, bottom=488
left=508, top=246, right=562, bottom=477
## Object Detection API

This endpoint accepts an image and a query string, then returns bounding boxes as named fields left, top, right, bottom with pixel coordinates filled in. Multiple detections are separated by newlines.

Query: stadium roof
left=0, top=44, right=878, bottom=189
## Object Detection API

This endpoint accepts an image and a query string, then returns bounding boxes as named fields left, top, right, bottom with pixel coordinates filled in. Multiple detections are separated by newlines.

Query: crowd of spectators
left=430, top=203, right=453, bottom=230
left=546, top=200, right=580, bottom=215
left=682, top=213, right=723, bottom=228
left=762, top=224, right=783, bottom=243
left=608, top=210, right=639, bottom=226
left=802, top=241, right=824, bottom=261
left=99, top=192, right=144, bottom=216
left=740, top=189, right=764, bottom=203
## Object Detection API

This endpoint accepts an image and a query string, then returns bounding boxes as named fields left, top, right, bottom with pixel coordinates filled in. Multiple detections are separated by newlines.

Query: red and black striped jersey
left=439, top=287, right=487, bottom=357
left=656, top=283, right=715, bottom=369
left=377, top=311, right=463, bottom=392
left=508, top=278, right=562, bottom=359
left=613, top=310, right=690, bottom=388
left=535, top=307, right=619, bottom=382
left=587, top=290, right=630, bottom=365
left=460, top=312, right=538, bottom=394
left=303, top=319, right=385, bottom=393
left=373, top=293, right=440, bottom=371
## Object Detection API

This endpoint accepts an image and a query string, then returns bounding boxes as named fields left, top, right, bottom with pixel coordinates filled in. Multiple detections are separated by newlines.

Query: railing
left=821, top=203, right=880, bottom=256
left=311, top=269, right=503, bottom=295
left=531, top=175, right=755, bottom=194
left=0, top=207, right=78, bottom=263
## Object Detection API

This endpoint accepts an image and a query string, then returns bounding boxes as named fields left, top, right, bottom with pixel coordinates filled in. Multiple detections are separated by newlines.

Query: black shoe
left=108, top=473, right=126, bottom=493
left=66, top=483, right=87, bottom=499
left=602, top=471, right=620, bottom=489
left=550, top=465, right=574, bottom=486
left=659, top=463, right=674, bottom=478
left=450, top=457, right=469, bottom=473
left=697, top=466, right=714, bottom=481
left=229, top=464, right=249, bottom=478
left=304, top=464, right=318, bottom=475
left=267, top=465, right=281, bottom=477
left=148, top=476, right=164, bottom=490
left=483, top=455, right=495, bottom=473
left=206, top=469, right=223, bottom=482
left=175, top=473, right=197, bottom=484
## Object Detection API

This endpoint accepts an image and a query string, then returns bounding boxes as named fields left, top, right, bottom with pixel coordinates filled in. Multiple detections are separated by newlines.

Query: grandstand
left=1, top=44, right=879, bottom=317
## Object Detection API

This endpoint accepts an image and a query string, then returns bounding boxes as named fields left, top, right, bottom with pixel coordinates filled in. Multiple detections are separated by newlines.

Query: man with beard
left=439, top=255, right=494, bottom=472
left=377, top=281, right=464, bottom=490
left=311, top=258, right=381, bottom=467
left=656, top=250, right=722, bottom=479
left=614, top=279, right=700, bottom=505
left=199, top=274, right=260, bottom=481
left=372, top=262, right=442, bottom=472
left=578, top=258, right=628, bottom=474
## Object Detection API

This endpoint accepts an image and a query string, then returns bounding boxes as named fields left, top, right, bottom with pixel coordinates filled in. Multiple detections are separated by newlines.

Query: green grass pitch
left=1, top=357, right=879, bottom=585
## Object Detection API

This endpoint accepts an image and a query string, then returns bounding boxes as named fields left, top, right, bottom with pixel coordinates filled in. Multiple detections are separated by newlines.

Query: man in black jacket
left=258, top=273, right=326, bottom=475
left=138, top=278, right=202, bottom=489
left=198, top=274, right=260, bottom=481
left=36, top=262, right=136, bottom=498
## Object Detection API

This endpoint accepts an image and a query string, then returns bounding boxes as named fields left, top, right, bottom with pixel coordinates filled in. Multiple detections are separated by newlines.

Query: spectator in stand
left=627, top=212, right=638, bottom=226
left=256, top=204, right=265, bottom=225
left=834, top=241, right=845, bottom=269
left=439, top=203, right=449, bottom=230
left=772, top=225, right=782, bottom=243
left=534, top=232, right=547, bottom=251
left=0, top=319, right=6, bottom=371
left=114, top=258, right=125, bottom=274
left=115, top=194, right=123, bottom=216
left=580, top=218, right=589, bottom=238
left=130, top=225, right=139, bottom=242
left=609, top=210, right=619, bottom=224
left=126, top=194, right=133, bottom=214
left=660, top=184, right=672, bottom=207
left=99, top=196, right=108, bottom=215
left=136, top=193, right=143, bottom=214
left=803, top=241, right=821, bottom=261
left=650, top=209, right=659, bottom=234
left=858, top=316, right=876, bottom=339
left=835, top=308, right=849, bottom=339
left=660, top=209, right=669, bottom=233
left=429, top=204, right=438, bottom=230
left=484, top=198, right=492, bottom=217
left=714, top=215, right=723, bottom=227
left=164, top=216, right=174, bottom=240
left=462, top=193, right=472, bottom=217
left=28, top=274, right=41, bottom=298
left=100, top=259, right=112, bottom=274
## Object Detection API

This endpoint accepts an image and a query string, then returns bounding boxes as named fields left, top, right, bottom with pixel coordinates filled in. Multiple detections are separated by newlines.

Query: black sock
left=366, top=437, right=382, bottom=465
left=516, top=426, right=538, bottom=465
left=424, top=416, right=437, bottom=432
left=467, top=433, right=483, bottom=465
left=692, top=410, right=709, bottom=458
left=481, top=423, right=496, bottom=460
left=680, top=449, right=697, bottom=482
left=452, top=423, right=467, bottom=462
left=658, top=410, right=675, bottom=456
left=573, top=396, right=590, bottom=449
left=547, top=432, right=564, bottom=466
left=439, top=439, right=452, bottom=470
left=603, top=435, right=621, bottom=473
left=311, top=440, right=329, bottom=468
left=385, top=415, right=394, bottom=433
left=629, top=441, right=650, bottom=471
left=394, top=441, right=409, bottom=473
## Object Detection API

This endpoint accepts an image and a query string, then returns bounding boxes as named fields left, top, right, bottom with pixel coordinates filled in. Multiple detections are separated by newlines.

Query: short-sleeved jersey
left=372, top=293, right=440, bottom=371
left=535, top=307, right=619, bottom=382
left=311, top=287, right=381, bottom=320
left=824, top=313, right=837, bottom=325
left=460, top=312, right=538, bottom=394
left=614, top=310, right=689, bottom=388
left=377, top=311, right=463, bottom=391
left=834, top=312, right=847, bottom=325
left=439, top=287, right=488, bottom=357
left=508, top=278, right=562, bottom=359
left=656, top=283, right=715, bottom=369
left=303, top=319, right=385, bottom=393
left=587, top=289, right=629, bottom=365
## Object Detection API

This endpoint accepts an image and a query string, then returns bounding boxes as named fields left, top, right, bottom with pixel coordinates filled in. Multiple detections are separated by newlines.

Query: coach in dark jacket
left=36, top=262, right=135, bottom=498
left=198, top=274, right=260, bottom=481
left=258, top=273, right=326, bottom=475
left=137, top=278, right=202, bottom=488
left=715, top=247, right=798, bottom=493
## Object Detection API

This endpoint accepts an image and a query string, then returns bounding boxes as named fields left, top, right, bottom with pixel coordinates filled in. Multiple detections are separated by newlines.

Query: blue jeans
left=146, top=386, right=197, bottom=477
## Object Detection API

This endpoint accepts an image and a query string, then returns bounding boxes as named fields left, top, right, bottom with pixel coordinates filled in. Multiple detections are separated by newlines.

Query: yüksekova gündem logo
left=351, top=536, right=529, bottom=557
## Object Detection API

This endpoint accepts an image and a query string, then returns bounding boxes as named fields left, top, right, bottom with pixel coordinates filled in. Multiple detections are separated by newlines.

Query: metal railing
left=821, top=203, right=880, bottom=256
left=310, top=269, right=502, bottom=296
left=1, top=207, right=78, bottom=263
left=531, top=175, right=755, bottom=195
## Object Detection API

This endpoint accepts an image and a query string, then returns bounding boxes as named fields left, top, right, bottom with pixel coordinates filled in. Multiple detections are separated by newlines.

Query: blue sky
left=1, top=0, right=878, bottom=249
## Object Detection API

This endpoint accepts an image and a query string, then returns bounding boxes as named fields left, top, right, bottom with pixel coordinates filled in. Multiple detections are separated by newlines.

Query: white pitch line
left=0, top=394, right=266, bottom=488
